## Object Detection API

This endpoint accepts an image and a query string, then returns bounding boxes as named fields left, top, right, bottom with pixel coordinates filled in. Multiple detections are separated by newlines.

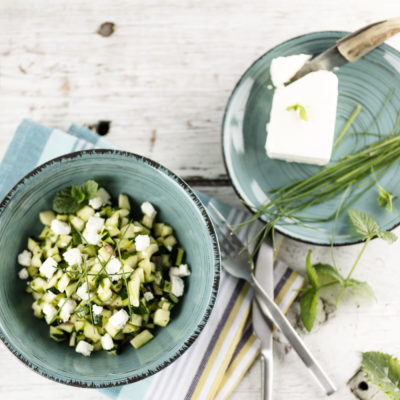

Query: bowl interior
left=223, top=31, right=400, bottom=245
left=0, top=151, right=219, bottom=386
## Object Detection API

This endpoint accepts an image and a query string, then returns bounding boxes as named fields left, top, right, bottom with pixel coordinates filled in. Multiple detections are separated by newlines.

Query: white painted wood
left=0, top=1, right=400, bottom=399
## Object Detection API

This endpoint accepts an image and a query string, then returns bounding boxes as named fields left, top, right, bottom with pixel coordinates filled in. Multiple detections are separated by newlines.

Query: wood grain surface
left=1, top=1, right=400, bottom=399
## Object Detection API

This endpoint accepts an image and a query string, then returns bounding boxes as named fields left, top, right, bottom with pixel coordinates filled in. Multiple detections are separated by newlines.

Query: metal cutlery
left=289, top=17, right=400, bottom=83
left=208, top=202, right=337, bottom=396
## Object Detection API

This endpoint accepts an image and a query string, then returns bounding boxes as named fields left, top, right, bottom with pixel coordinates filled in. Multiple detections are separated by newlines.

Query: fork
left=208, top=203, right=337, bottom=396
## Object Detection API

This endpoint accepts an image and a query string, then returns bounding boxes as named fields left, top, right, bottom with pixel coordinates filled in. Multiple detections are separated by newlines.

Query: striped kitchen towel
left=0, top=119, right=305, bottom=400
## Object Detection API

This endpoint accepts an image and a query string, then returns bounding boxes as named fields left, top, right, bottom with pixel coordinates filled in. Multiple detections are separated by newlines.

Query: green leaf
left=82, top=180, right=98, bottom=200
left=300, top=288, right=319, bottom=332
left=346, top=279, right=376, bottom=299
left=378, top=230, right=398, bottom=244
left=305, top=250, right=320, bottom=289
left=53, top=187, right=81, bottom=214
left=348, top=209, right=380, bottom=239
left=71, top=185, right=85, bottom=203
left=286, top=104, right=308, bottom=121
left=313, top=263, right=344, bottom=285
left=362, top=351, right=400, bottom=399
left=378, top=185, right=394, bottom=212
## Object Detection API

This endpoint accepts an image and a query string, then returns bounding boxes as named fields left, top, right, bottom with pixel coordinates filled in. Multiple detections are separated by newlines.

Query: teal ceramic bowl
left=0, top=150, right=220, bottom=387
left=222, top=31, right=400, bottom=245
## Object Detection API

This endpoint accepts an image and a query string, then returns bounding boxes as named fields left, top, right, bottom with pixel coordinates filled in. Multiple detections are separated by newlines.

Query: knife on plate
left=289, top=17, right=400, bottom=83
left=252, top=241, right=274, bottom=400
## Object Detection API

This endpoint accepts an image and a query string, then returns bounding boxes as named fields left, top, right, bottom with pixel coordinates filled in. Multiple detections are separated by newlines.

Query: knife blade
left=252, top=241, right=274, bottom=400
left=289, top=17, right=400, bottom=83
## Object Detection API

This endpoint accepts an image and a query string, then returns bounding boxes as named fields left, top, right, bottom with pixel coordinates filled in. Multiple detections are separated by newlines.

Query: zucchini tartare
left=16, top=181, right=190, bottom=356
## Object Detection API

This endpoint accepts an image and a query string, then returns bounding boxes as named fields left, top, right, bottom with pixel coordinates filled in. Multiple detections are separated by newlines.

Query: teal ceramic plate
left=222, top=31, right=400, bottom=245
left=0, top=150, right=220, bottom=387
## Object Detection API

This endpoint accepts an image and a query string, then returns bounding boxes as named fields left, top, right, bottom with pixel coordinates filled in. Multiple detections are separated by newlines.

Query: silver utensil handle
left=252, top=274, right=337, bottom=396
left=260, top=349, right=273, bottom=400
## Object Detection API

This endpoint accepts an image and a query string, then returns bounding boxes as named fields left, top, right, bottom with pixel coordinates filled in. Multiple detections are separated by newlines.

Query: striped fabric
left=0, top=120, right=305, bottom=400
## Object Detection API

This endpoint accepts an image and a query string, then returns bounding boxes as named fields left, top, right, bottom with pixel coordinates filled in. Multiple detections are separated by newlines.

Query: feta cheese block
left=266, top=70, right=338, bottom=166
left=270, top=54, right=311, bottom=87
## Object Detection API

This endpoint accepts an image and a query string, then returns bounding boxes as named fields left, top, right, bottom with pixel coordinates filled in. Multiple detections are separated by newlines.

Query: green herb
left=286, top=104, right=308, bottom=121
left=300, top=250, right=320, bottom=331
left=378, top=185, right=394, bottom=212
left=300, top=210, right=396, bottom=331
left=333, top=105, right=362, bottom=148
left=361, top=352, right=400, bottom=399
left=237, top=93, right=400, bottom=261
left=53, top=180, right=98, bottom=213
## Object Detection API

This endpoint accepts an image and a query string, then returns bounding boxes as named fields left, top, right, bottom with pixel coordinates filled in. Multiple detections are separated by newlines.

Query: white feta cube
left=141, top=202, right=157, bottom=218
left=75, top=340, right=94, bottom=357
left=83, top=229, right=101, bottom=246
left=63, top=247, right=82, bottom=266
left=59, top=299, right=76, bottom=322
left=50, top=219, right=71, bottom=235
left=106, top=257, right=122, bottom=281
left=76, top=282, right=90, bottom=301
left=108, top=309, right=129, bottom=330
left=43, top=303, right=57, bottom=321
left=92, top=304, right=103, bottom=316
left=45, top=291, right=57, bottom=302
left=17, top=250, right=32, bottom=267
left=270, top=54, right=312, bottom=87
left=18, top=268, right=29, bottom=280
left=88, top=188, right=111, bottom=210
left=143, top=291, right=154, bottom=302
left=101, top=333, right=114, bottom=351
left=266, top=70, right=338, bottom=166
left=135, top=234, right=150, bottom=251
left=86, top=215, right=105, bottom=232
left=39, top=257, right=58, bottom=279
left=170, top=275, right=184, bottom=297
left=170, top=264, right=191, bottom=277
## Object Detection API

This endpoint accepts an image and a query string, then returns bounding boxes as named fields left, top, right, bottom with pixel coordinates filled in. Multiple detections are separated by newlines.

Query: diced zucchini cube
left=130, top=330, right=154, bottom=349
left=118, top=194, right=131, bottom=210
left=77, top=206, right=95, bottom=222
left=70, top=215, right=85, bottom=232
left=153, top=309, right=170, bottom=327
left=39, top=210, right=56, bottom=226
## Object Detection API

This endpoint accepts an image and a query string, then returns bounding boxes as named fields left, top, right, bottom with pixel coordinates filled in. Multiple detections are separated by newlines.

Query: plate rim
left=221, top=30, right=400, bottom=246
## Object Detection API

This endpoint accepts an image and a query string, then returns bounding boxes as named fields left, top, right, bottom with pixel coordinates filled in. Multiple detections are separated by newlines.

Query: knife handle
left=337, top=17, right=400, bottom=62
left=260, top=349, right=273, bottom=400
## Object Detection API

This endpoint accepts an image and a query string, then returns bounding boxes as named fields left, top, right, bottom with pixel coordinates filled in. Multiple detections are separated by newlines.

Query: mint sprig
left=53, top=180, right=98, bottom=214
left=378, top=185, right=394, bottom=212
left=361, top=352, right=400, bottom=399
left=300, top=209, right=397, bottom=332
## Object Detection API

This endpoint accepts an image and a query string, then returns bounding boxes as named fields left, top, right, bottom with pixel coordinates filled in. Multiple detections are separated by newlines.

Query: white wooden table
left=1, top=1, right=400, bottom=399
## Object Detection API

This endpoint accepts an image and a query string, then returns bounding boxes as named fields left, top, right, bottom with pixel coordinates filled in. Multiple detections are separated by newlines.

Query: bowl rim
left=221, top=30, right=400, bottom=247
left=0, top=149, right=220, bottom=388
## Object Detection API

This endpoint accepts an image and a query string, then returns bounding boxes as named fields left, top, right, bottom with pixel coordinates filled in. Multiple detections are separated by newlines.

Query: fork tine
left=208, top=211, right=237, bottom=254
left=209, top=203, right=245, bottom=250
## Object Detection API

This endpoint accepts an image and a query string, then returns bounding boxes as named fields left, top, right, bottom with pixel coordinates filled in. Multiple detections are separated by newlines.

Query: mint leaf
left=378, top=185, right=394, bottom=212
left=82, top=180, right=98, bottom=200
left=314, top=263, right=344, bottom=285
left=286, top=104, right=308, bottom=121
left=378, top=230, right=398, bottom=244
left=53, top=187, right=81, bottom=213
left=362, top=352, right=400, bottom=399
left=300, top=288, right=319, bottom=332
left=305, top=250, right=320, bottom=289
left=348, top=209, right=379, bottom=239
left=347, top=279, right=376, bottom=299
left=71, top=185, right=85, bottom=203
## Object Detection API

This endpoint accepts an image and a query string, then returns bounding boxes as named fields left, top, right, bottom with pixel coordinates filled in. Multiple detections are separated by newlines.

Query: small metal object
left=289, top=17, right=400, bottom=83
left=208, top=202, right=337, bottom=396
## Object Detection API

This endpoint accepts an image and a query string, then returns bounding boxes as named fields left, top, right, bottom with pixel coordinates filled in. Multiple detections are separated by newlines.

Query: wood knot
left=97, top=22, right=115, bottom=37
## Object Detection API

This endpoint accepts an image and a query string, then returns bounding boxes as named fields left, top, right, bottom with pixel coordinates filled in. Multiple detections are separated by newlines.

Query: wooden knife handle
left=337, top=17, right=400, bottom=62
